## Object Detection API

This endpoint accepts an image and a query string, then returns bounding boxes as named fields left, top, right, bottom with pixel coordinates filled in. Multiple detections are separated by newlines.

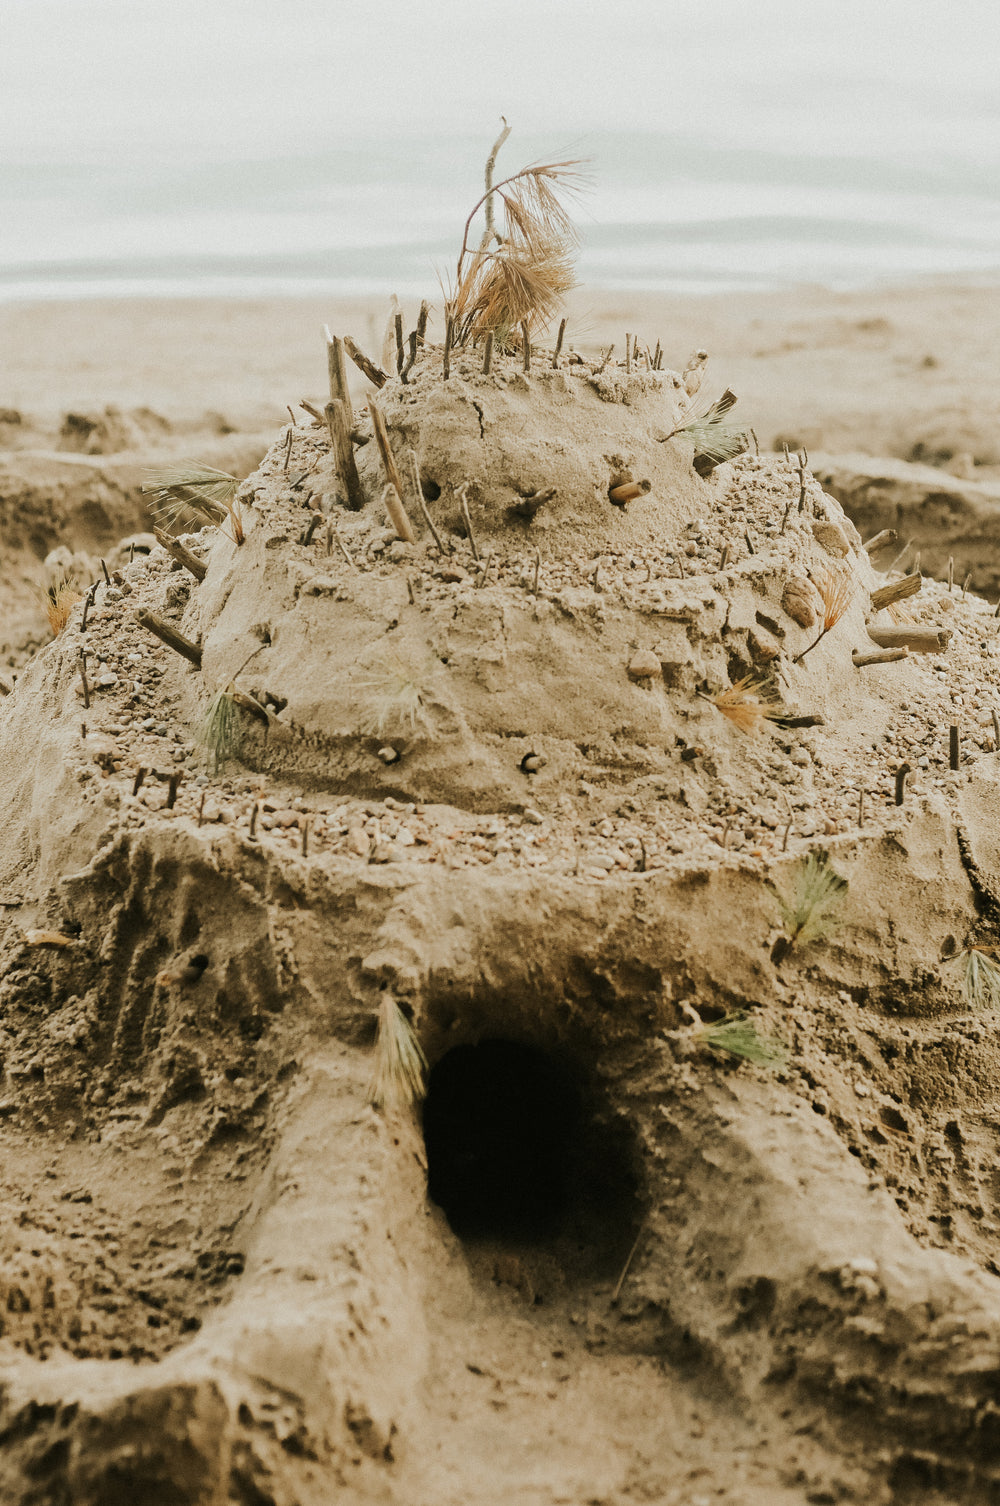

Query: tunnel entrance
left=422, top=1039, right=640, bottom=1263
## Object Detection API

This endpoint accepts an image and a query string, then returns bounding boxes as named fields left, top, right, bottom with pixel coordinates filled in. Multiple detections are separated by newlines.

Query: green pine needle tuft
left=769, top=850, right=848, bottom=954
left=663, top=388, right=748, bottom=474
left=196, top=689, right=242, bottom=774
left=358, top=655, right=437, bottom=740
left=368, top=995, right=428, bottom=1110
left=700, top=1012, right=787, bottom=1067
left=947, top=947, right=1000, bottom=1011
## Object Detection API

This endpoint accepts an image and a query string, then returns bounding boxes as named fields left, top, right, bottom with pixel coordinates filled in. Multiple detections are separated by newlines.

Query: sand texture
left=2, top=286, right=1000, bottom=1504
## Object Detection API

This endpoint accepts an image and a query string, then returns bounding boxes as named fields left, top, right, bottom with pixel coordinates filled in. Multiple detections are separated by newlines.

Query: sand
left=2, top=280, right=1000, bottom=1505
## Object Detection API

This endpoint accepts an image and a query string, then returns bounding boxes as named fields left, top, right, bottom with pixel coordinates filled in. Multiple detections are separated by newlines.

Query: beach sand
left=2, top=278, right=998, bottom=460
left=3, top=279, right=1000, bottom=1505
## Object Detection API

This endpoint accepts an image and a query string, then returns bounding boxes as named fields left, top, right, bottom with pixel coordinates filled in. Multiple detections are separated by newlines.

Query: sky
left=4, top=0, right=999, bottom=166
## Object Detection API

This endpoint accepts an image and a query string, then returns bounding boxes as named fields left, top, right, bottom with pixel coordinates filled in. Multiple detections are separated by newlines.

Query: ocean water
left=4, top=129, right=999, bottom=303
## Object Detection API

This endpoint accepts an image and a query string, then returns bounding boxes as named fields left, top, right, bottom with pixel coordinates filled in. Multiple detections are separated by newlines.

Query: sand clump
left=4, top=325, right=1000, bottom=1503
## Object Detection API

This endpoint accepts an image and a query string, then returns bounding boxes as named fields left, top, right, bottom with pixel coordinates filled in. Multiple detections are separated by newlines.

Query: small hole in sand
left=421, top=478, right=442, bottom=502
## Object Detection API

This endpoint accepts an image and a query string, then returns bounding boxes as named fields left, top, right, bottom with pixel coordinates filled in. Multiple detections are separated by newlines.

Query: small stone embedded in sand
left=627, top=649, right=662, bottom=682
left=811, top=519, right=852, bottom=557
left=781, top=577, right=818, bottom=628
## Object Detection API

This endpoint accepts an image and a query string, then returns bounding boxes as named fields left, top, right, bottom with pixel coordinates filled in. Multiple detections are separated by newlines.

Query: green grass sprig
left=700, top=1012, right=787, bottom=1067
left=368, top=995, right=428, bottom=1110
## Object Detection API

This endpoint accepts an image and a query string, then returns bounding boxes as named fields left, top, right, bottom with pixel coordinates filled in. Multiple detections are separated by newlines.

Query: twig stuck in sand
left=522, top=321, right=531, bottom=372
left=343, top=337, right=388, bottom=389
left=369, top=400, right=416, bottom=542
left=867, top=626, right=951, bottom=653
left=950, top=724, right=960, bottom=770
left=408, top=451, right=447, bottom=553
left=863, top=528, right=898, bottom=556
left=394, top=312, right=405, bottom=374
left=401, top=331, right=418, bottom=383
left=552, top=316, right=567, bottom=368
left=895, top=763, right=911, bottom=805
left=458, top=483, right=480, bottom=560
left=326, top=399, right=366, bottom=511
left=78, top=652, right=90, bottom=709
left=154, top=528, right=207, bottom=583
left=324, top=327, right=354, bottom=428
left=853, top=647, right=909, bottom=667
left=443, top=317, right=453, bottom=380
left=608, top=479, right=650, bottom=506
left=368, top=994, right=428, bottom=1111
left=870, top=572, right=921, bottom=611
left=134, top=610, right=203, bottom=668
left=482, top=331, right=494, bottom=374
left=300, top=513, right=322, bottom=546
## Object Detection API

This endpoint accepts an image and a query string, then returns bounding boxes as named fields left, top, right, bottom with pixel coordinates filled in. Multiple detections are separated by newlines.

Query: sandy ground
left=3, top=280, right=1000, bottom=1506
left=2, top=277, right=998, bottom=460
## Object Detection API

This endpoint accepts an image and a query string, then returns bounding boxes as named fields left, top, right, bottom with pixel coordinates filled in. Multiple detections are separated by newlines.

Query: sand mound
left=4, top=330, right=1000, bottom=1502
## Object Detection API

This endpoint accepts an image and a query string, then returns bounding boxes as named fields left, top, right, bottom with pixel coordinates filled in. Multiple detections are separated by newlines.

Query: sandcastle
left=4, top=144, right=1000, bottom=1504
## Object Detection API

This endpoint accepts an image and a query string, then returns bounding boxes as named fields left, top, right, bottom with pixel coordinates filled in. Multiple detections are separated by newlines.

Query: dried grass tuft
left=793, top=565, right=856, bottom=663
left=42, top=579, right=83, bottom=636
left=368, top=994, right=428, bottom=1110
left=946, top=947, right=1000, bottom=1011
left=446, top=149, right=587, bottom=344
left=712, top=674, right=783, bottom=735
left=143, top=462, right=243, bottom=544
left=358, top=654, right=438, bottom=740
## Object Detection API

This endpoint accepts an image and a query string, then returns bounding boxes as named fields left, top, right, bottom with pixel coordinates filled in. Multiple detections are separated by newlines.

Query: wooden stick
left=521, top=321, right=531, bottom=373
left=408, top=451, right=446, bottom=552
left=511, top=486, right=556, bottom=519
left=895, top=763, right=911, bottom=805
left=552, top=317, right=567, bottom=369
left=533, top=548, right=541, bottom=595
left=625, top=333, right=632, bottom=375
left=993, top=709, right=1000, bottom=752
left=326, top=399, right=366, bottom=511
left=609, top=479, right=651, bottom=505
left=101, top=558, right=111, bottom=587
left=79, top=652, right=90, bottom=708
left=299, top=398, right=326, bottom=422
left=134, top=610, right=202, bottom=667
left=475, top=549, right=493, bottom=589
left=132, top=766, right=146, bottom=796
left=380, top=484, right=416, bottom=546
left=863, top=528, right=898, bottom=556
left=963, top=572, right=972, bottom=598
left=653, top=339, right=662, bottom=370
left=867, top=626, right=952, bottom=652
left=343, top=337, right=388, bottom=390
left=154, top=527, right=207, bottom=583
left=948, top=556, right=954, bottom=592
left=166, top=772, right=181, bottom=809
left=459, top=483, right=479, bottom=561
left=401, top=331, right=418, bottom=383
left=869, top=572, right=921, bottom=611
left=950, top=724, right=960, bottom=770
left=300, top=513, right=322, bottom=546
left=853, top=647, right=909, bottom=666
left=482, top=331, right=494, bottom=374
left=611, top=1222, right=646, bottom=1304
left=415, top=300, right=430, bottom=344
left=368, top=400, right=416, bottom=542
left=332, top=524, right=356, bottom=569
left=324, top=328, right=353, bottom=429
left=443, top=316, right=453, bottom=380
left=858, top=788, right=865, bottom=828
left=394, top=312, right=405, bottom=375
left=719, top=544, right=730, bottom=569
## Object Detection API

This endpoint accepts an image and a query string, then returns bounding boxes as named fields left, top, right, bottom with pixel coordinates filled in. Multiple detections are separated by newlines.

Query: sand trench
left=4, top=334, right=1000, bottom=1503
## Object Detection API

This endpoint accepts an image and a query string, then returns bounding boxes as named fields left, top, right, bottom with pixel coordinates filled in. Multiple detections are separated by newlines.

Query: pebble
left=627, top=649, right=661, bottom=681
left=346, top=825, right=370, bottom=856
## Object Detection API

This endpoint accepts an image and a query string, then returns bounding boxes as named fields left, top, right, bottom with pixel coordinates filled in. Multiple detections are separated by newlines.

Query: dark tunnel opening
left=422, top=1038, right=641, bottom=1257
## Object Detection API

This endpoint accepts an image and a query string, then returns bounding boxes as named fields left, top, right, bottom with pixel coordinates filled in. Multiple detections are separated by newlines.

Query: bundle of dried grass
left=711, top=673, right=784, bottom=735
left=368, top=994, right=428, bottom=1110
left=143, top=462, right=244, bottom=544
left=946, top=947, right=1000, bottom=1011
left=793, top=565, right=856, bottom=663
left=445, top=133, right=586, bottom=345
left=33, top=578, right=83, bottom=637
